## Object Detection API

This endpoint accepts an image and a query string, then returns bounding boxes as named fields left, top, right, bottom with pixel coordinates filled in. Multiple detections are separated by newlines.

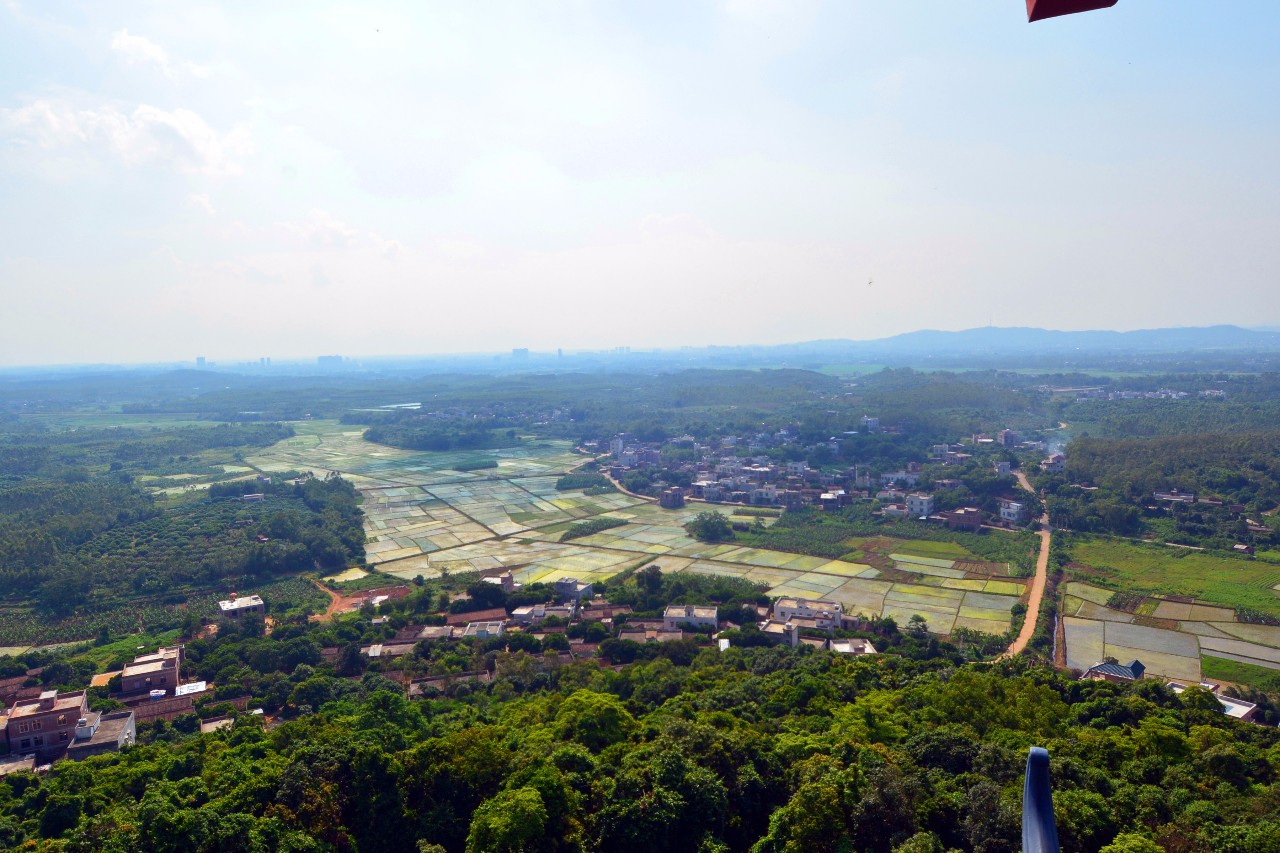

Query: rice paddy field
left=1061, top=579, right=1280, bottom=685
left=246, top=421, right=1027, bottom=636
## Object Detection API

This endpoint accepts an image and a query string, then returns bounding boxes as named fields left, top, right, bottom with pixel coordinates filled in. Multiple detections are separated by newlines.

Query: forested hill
left=1038, top=431, right=1280, bottom=545
left=1064, top=432, right=1280, bottom=508
left=0, top=474, right=365, bottom=643
left=0, top=420, right=364, bottom=645
left=0, top=645, right=1276, bottom=852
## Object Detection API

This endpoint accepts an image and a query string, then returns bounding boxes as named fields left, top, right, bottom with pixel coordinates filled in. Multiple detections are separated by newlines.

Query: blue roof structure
left=1086, top=659, right=1145, bottom=681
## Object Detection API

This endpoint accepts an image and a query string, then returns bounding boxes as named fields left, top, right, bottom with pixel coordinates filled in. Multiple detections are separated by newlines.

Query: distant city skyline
left=2, top=2, right=1278, bottom=365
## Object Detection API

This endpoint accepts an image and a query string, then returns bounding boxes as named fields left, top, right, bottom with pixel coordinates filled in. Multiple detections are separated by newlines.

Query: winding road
left=1004, top=470, right=1052, bottom=657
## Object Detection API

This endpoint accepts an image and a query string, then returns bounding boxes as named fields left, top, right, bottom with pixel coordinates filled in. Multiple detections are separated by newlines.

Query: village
left=598, top=416, right=1064, bottom=532
left=4, top=545, right=1266, bottom=777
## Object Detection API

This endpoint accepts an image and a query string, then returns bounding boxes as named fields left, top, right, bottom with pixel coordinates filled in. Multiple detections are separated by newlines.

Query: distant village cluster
left=0, top=593, right=266, bottom=774
left=596, top=418, right=1062, bottom=531
left=1040, top=384, right=1228, bottom=402
left=358, top=573, right=877, bottom=662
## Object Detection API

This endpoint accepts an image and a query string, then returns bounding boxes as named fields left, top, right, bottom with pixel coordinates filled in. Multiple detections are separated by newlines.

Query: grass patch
left=1071, top=538, right=1280, bottom=618
left=891, top=540, right=975, bottom=559
left=1202, top=655, right=1280, bottom=692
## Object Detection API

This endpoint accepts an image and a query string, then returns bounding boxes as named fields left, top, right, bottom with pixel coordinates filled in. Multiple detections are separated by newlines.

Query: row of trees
left=2, top=610, right=1278, bottom=851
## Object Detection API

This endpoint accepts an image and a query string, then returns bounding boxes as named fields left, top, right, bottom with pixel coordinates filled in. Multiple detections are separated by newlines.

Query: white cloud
left=111, top=28, right=168, bottom=68
left=111, top=28, right=211, bottom=79
left=266, top=210, right=402, bottom=259
left=0, top=98, right=251, bottom=176
left=189, top=193, right=215, bottom=215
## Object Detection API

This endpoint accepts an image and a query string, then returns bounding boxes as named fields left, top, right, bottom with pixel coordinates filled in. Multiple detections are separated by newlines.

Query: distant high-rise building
left=557, top=348, right=563, bottom=358
left=317, top=355, right=343, bottom=367
left=196, top=356, right=206, bottom=369
left=512, top=348, right=530, bottom=358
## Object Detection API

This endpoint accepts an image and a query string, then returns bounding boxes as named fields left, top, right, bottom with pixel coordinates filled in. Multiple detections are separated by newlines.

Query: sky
left=1, top=1, right=1278, bottom=365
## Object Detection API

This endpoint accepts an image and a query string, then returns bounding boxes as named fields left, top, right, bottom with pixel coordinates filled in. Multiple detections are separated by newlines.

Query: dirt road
left=309, top=578, right=343, bottom=622
left=1005, top=471, right=1051, bottom=657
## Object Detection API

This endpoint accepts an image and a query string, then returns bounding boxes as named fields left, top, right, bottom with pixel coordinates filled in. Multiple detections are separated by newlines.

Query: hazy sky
left=2, top=1, right=1278, bottom=365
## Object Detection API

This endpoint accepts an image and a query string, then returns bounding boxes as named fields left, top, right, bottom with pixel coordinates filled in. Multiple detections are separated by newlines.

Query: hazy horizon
left=3, top=2, right=1278, bottom=365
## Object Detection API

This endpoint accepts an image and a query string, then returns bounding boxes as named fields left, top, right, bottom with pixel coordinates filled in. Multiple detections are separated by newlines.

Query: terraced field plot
left=671, top=546, right=1021, bottom=636
left=248, top=423, right=1026, bottom=636
left=1060, top=580, right=1280, bottom=682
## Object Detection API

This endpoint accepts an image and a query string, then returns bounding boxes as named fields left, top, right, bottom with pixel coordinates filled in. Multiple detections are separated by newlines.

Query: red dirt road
left=1004, top=471, right=1051, bottom=657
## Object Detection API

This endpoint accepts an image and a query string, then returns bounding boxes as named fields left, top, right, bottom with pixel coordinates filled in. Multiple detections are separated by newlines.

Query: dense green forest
left=1039, top=432, right=1280, bottom=546
left=362, top=422, right=521, bottom=453
left=0, top=475, right=363, bottom=642
left=0, top=421, right=363, bottom=645
left=0, top=423, right=294, bottom=479
left=2, top=611, right=1278, bottom=852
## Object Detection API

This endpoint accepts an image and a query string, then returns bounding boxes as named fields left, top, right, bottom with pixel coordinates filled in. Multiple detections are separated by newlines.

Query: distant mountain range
left=787, top=325, right=1280, bottom=357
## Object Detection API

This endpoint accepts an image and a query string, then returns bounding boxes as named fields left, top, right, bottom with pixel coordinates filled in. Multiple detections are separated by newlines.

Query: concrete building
left=618, top=627, right=686, bottom=643
left=773, top=597, right=843, bottom=632
left=940, top=507, right=984, bottom=532
left=66, top=710, right=136, bottom=761
left=509, top=603, right=574, bottom=626
left=659, top=487, right=686, bottom=509
left=750, top=485, right=778, bottom=506
left=1166, top=681, right=1260, bottom=723
left=906, top=493, right=935, bottom=517
left=758, top=620, right=801, bottom=647
left=1040, top=453, right=1065, bottom=473
left=828, top=638, right=877, bottom=656
left=998, top=499, right=1027, bottom=525
left=120, top=646, right=184, bottom=697
left=218, top=593, right=265, bottom=620
left=3, top=690, right=89, bottom=760
left=663, top=605, right=719, bottom=631
left=555, top=577, right=593, bottom=602
left=462, top=621, right=506, bottom=639
left=481, top=571, right=520, bottom=593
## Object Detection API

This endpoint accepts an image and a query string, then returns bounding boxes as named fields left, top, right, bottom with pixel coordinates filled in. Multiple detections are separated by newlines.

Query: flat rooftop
left=219, top=595, right=264, bottom=611
left=8, top=690, right=85, bottom=719
left=122, top=659, right=171, bottom=677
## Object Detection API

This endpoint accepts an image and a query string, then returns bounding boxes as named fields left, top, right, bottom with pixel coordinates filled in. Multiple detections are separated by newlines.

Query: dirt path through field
left=1005, top=471, right=1051, bottom=657
left=309, top=578, right=343, bottom=622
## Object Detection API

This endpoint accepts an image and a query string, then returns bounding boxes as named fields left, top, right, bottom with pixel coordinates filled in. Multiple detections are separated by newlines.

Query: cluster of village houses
left=359, top=573, right=878, bottom=657
left=0, top=594, right=265, bottom=775
left=2, top=567, right=1271, bottom=776
left=607, top=420, right=1064, bottom=530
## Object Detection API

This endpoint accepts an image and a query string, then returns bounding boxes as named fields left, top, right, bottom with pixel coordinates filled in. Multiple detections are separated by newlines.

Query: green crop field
left=892, top=540, right=973, bottom=558
left=1071, top=538, right=1280, bottom=617
left=1202, top=655, right=1280, bottom=691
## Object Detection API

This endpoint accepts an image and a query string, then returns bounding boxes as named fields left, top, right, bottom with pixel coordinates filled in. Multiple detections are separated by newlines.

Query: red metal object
left=1027, top=0, right=1118, bottom=22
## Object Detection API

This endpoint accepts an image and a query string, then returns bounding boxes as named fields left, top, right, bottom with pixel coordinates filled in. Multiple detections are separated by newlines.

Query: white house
left=906, top=493, right=935, bottom=517
left=999, top=499, right=1026, bottom=524
left=663, top=605, right=718, bottom=631
left=773, top=597, right=843, bottom=632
